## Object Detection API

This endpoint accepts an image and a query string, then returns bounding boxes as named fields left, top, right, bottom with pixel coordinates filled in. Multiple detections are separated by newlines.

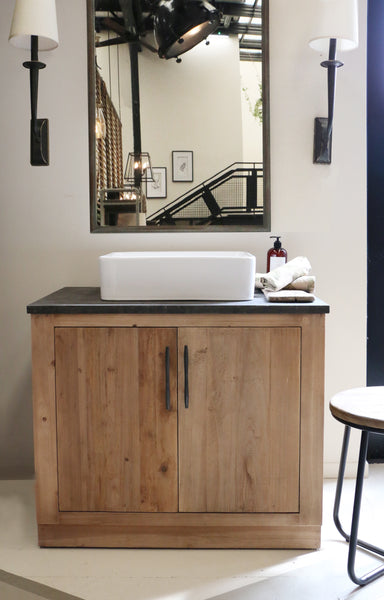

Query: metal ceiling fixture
left=95, top=0, right=263, bottom=62
left=154, top=0, right=220, bottom=60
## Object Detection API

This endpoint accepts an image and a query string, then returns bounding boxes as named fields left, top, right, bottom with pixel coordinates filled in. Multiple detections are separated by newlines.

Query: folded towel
left=263, top=289, right=315, bottom=303
left=285, top=275, right=316, bottom=293
left=255, top=256, right=312, bottom=292
left=255, top=274, right=267, bottom=289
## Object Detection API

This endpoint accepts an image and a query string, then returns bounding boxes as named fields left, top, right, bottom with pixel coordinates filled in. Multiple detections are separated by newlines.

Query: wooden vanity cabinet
left=177, top=327, right=301, bottom=514
left=29, top=294, right=327, bottom=549
left=55, top=327, right=178, bottom=513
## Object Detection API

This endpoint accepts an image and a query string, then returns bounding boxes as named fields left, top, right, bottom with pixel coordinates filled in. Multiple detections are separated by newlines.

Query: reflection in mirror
left=88, top=0, right=270, bottom=232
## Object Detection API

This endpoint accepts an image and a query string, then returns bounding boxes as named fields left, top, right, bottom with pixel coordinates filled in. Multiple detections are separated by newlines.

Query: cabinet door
left=178, top=327, right=301, bottom=513
left=55, top=327, right=177, bottom=512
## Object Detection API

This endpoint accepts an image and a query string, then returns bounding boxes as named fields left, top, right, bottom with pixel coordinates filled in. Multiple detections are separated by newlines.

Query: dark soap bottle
left=267, top=236, right=287, bottom=272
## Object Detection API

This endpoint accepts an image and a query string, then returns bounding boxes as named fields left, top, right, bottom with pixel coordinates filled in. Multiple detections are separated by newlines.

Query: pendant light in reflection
left=124, top=151, right=154, bottom=184
left=121, top=186, right=140, bottom=201
left=154, top=0, right=220, bottom=60
left=95, top=105, right=106, bottom=139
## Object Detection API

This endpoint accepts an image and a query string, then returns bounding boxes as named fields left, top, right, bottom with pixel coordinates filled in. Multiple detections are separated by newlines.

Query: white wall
left=96, top=33, right=133, bottom=166
left=97, top=34, right=243, bottom=215
left=0, top=0, right=366, bottom=477
left=240, top=60, right=263, bottom=162
left=141, top=35, right=243, bottom=215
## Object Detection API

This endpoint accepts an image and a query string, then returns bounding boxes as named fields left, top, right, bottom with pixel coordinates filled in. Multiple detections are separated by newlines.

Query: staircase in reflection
left=146, top=162, right=263, bottom=227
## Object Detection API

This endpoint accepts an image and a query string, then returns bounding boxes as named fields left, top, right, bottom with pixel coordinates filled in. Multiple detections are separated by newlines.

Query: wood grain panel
left=51, top=313, right=309, bottom=329
left=31, top=315, right=59, bottom=523
left=56, top=510, right=301, bottom=527
left=299, top=314, right=325, bottom=524
left=30, top=310, right=325, bottom=549
left=55, top=327, right=177, bottom=512
left=178, top=327, right=301, bottom=513
left=38, top=523, right=320, bottom=549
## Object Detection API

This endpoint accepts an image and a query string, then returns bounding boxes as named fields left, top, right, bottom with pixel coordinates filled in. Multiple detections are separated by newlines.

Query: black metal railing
left=146, top=162, right=263, bottom=227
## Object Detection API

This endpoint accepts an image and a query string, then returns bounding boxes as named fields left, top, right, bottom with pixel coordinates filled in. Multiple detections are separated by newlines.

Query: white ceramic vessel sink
left=99, top=251, right=256, bottom=301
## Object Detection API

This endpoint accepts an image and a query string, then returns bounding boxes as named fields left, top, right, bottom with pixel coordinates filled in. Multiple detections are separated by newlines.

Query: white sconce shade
left=9, top=0, right=59, bottom=51
left=308, top=0, right=358, bottom=53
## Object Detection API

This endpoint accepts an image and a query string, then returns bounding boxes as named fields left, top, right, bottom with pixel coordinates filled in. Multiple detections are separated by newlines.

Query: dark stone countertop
left=26, top=287, right=330, bottom=315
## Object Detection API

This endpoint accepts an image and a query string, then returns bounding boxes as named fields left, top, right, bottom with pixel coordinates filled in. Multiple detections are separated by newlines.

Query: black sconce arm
left=22, top=35, right=49, bottom=166
left=313, top=38, right=344, bottom=164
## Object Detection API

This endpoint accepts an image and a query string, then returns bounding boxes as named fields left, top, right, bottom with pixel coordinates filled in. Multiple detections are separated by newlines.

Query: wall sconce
left=9, top=0, right=59, bottom=166
left=154, top=0, right=220, bottom=61
left=309, top=0, right=358, bottom=164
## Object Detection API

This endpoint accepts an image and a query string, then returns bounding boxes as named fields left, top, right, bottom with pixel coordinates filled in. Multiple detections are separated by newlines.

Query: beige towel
left=285, top=275, right=316, bottom=293
left=263, top=289, right=315, bottom=303
left=255, top=256, right=312, bottom=292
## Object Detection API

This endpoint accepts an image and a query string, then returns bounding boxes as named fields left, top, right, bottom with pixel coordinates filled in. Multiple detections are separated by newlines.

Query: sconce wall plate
left=314, top=117, right=332, bottom=164
left=30, top=119, right=49, bottom=166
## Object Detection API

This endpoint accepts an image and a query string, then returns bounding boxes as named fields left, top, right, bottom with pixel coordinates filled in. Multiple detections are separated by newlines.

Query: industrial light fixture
left=154, top=0, right=220, bottom=61
left=121, top=186, right=141, bottom=202
left=9, top=0, right=59, bottom=166
left=124, top=152, right=154, bottom=186
left=95, top=105, right=106, bottom=139
left=309, top=0, right=358, bottom=164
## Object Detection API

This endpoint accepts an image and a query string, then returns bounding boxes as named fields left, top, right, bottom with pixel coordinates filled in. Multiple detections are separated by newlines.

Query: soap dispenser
left=267, top=236, right=287, bottom=272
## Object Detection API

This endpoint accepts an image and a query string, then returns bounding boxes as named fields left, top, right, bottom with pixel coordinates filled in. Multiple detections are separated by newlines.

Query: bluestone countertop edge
left=26, top=287, right=330, bottom=315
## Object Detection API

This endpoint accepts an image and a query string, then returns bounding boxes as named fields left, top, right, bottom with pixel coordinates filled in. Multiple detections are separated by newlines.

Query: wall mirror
left=88, top=0, right=270, bottom=232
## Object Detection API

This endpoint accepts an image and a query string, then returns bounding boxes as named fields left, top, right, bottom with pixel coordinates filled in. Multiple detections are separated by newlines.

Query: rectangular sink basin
left=99, top=251, right=256, bottom=301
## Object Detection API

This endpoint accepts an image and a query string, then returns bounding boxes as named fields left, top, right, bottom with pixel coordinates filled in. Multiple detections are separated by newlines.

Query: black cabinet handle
left=184, top=345, right=189, bottom=409
left=165, top=346, right=170, bottom=410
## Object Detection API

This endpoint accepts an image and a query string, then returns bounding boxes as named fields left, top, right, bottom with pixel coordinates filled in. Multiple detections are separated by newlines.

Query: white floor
left=1, top=468, right=384, bottom=600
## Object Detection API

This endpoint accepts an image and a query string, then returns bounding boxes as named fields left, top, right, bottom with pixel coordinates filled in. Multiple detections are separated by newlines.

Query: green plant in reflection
left=242, top=83, right=263, bottom=124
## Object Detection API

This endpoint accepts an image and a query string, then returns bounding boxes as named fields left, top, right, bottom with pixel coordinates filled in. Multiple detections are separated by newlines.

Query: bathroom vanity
left=27, top=288, right=329, bottom=549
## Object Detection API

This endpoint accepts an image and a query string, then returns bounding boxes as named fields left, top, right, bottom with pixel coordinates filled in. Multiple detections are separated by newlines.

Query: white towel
left=255, top=256, right=312, bottom=292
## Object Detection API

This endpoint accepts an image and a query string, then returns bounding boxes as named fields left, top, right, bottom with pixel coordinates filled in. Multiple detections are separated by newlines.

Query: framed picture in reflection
left=172, top=151, right=193, bottom=182
left=146, top=167, right=167, bottom=199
